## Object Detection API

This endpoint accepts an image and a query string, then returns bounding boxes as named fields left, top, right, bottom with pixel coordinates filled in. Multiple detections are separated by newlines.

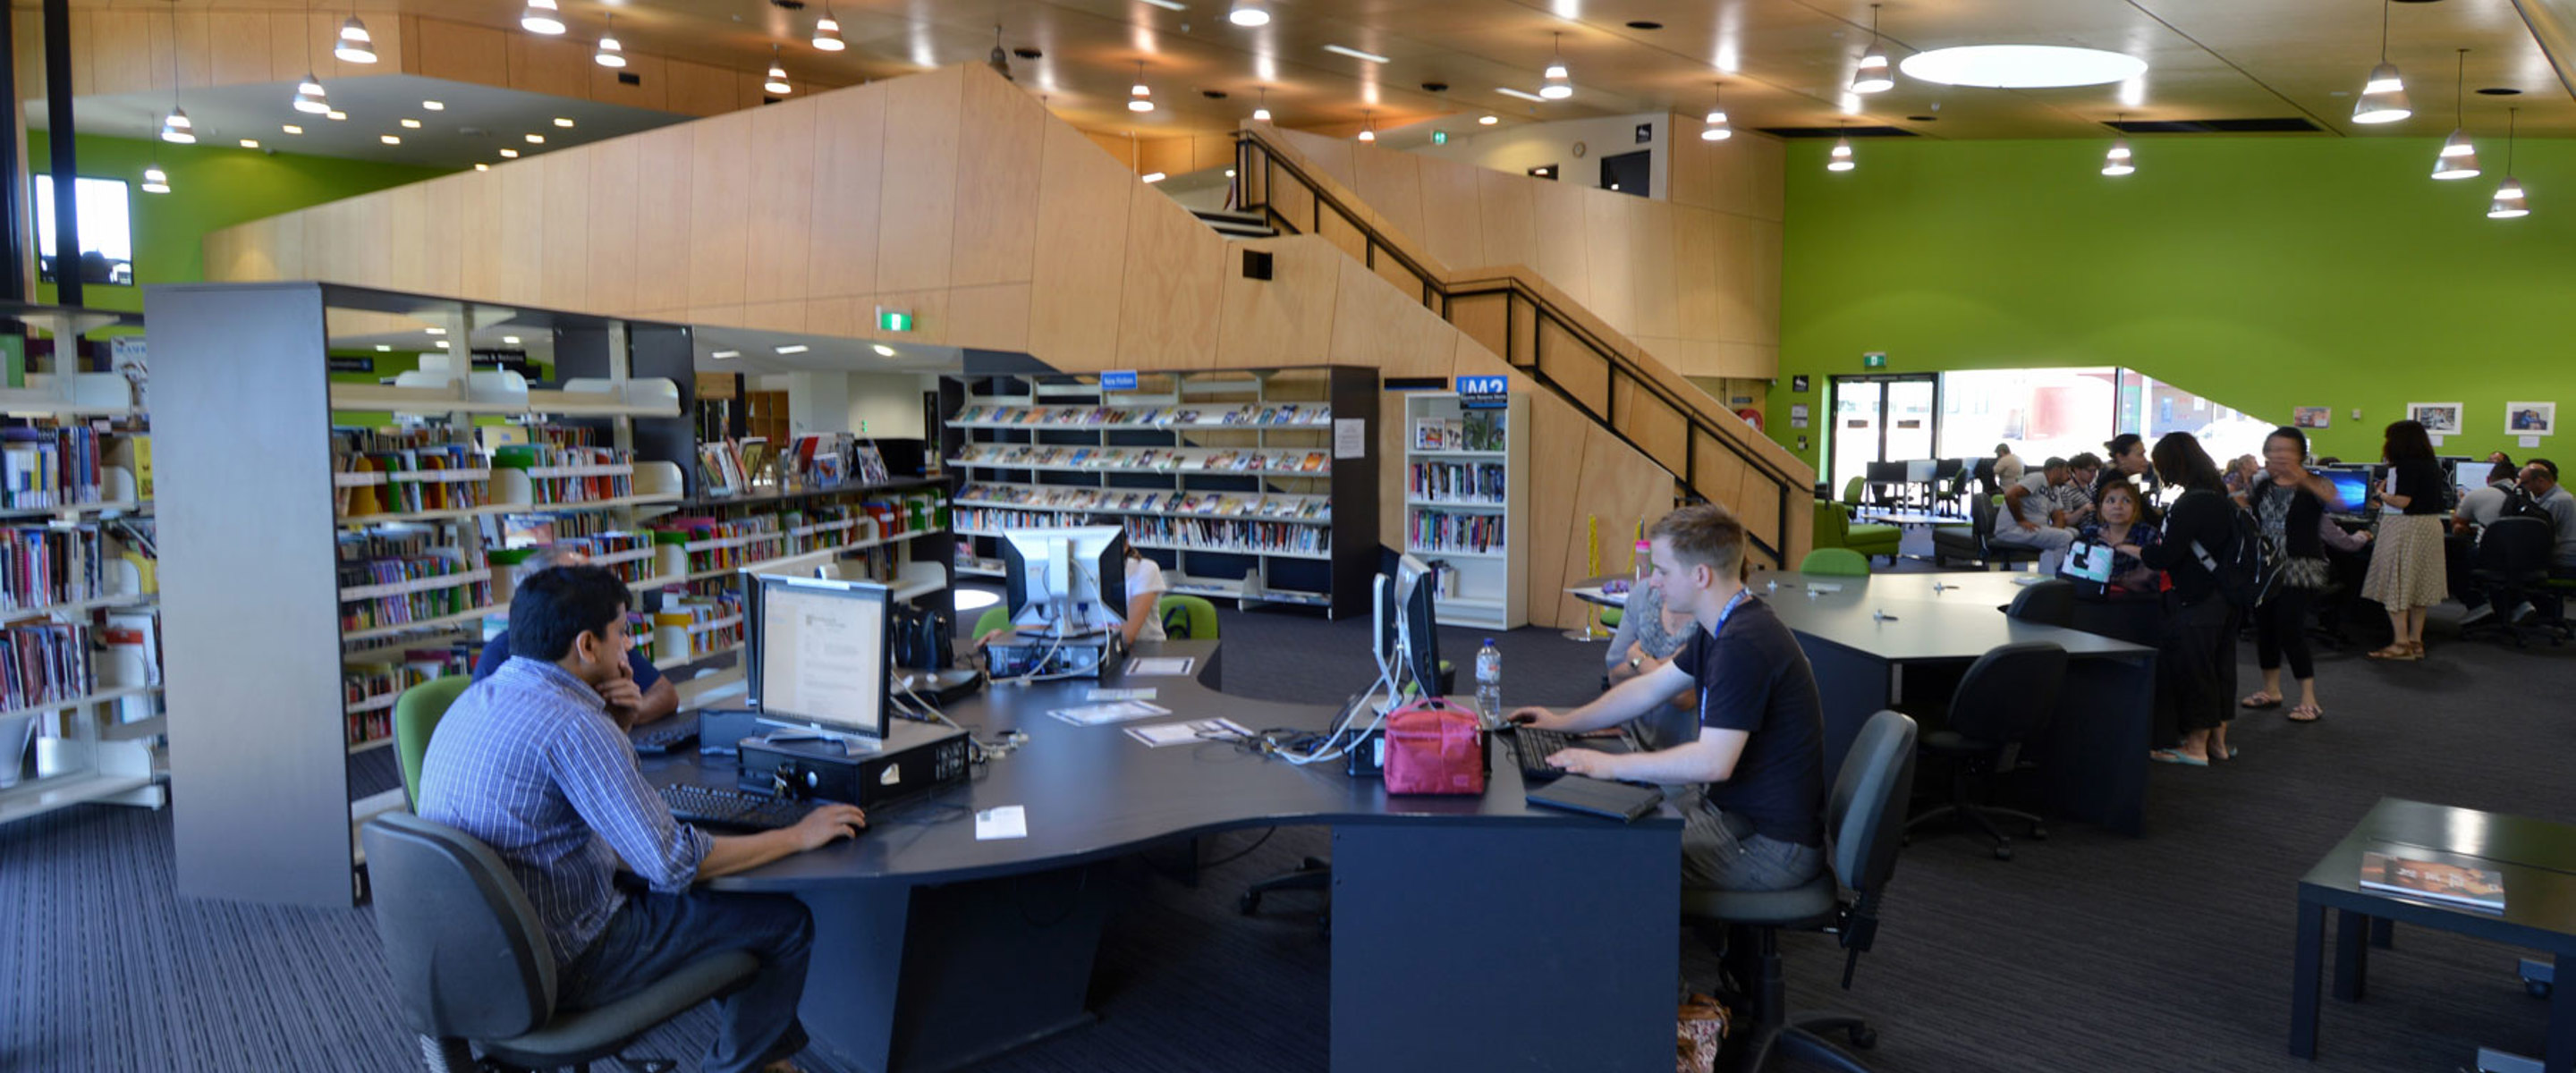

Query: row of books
left=335, top=534, right=493, bottom=632
left=954, top=483, right=1330, bottom=521
left=699, top=441, right=754, bottom=494
left=1410, top=510, right=1508, bottom=555
left=493, top=444, right=636, bottom=505
left=951, top=403, right=1334, bottom=427
left=335, top=442, right=488, bottom=518
left=1408, top=462, right=1507, bottom=504
left=341, top=646, right=472, bottom=747
left=99, top=611, right=159, bottom=724
left=1411, top=411, right=1507, bottom=452
left=495, top=510, right=621, bottom=546
left=656, top=595, right=745, bottom=660
left=0, top=623, right=97, bottom=713
left=550, top=531, right=664, bottom=586
left=953, top=445, right=1331, bottom=474
left=0, top=526, right=112, bottom=613
left=2, top=427, right=112, bottom=511
left=1123, top=516, right=1332, bottom=557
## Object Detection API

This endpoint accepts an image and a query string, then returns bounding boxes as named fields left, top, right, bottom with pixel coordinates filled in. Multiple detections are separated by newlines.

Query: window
left=32, top=175, right=134, bottom=286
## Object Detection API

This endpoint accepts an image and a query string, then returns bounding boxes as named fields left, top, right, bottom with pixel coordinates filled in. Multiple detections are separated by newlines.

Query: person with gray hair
left=473, top=547, right=680, bottom=729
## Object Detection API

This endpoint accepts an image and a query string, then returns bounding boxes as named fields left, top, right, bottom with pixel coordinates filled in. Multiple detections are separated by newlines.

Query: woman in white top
left=1123, top=545, right=1171, bottom=644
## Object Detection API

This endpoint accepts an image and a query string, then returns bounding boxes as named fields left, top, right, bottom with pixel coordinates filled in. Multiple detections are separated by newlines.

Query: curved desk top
left=660, top=640, right=1676, bottom=892
left=1754, top=572, right=2153, bottom=663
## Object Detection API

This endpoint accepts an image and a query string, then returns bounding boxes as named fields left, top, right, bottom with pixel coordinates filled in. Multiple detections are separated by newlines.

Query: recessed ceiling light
left=1496, top=87, right=1548, bottom=103
left=326, top=109, right=347, bottom=121
left=1324, top=44, right=1391, bottom=63
left=282, top=124, right=302, bottom=134
left=1479, top=114, right=1499, bottom=124
left=239, top=139, right=259, bottom=148
left=1901, top=45, right=2146, bottom=89
left=775, top=344, right=810, bottom=355
left=380, top=134, right=401, bottom=145
left=503, top=335, right=521, bottom=344
left=399, top=118, right=420, bottom=129
left=871, top=344, right=896, bottom=357
left=1138, top=0, right=1186, bottom=9
left=2477, top=87, right=2522, bottom=96
left=435, top=340, right=453, bottom=348
left=500, top=148, right=519, bottom=157
left=422, top=100, right=445, bottom=111
left=375, top=344, right=392, bottom=352
left=554, top=117, right=574, bottom=128
left=474, top=163, right=490, bottom=171
left=525, top=133, right=545, bottom=144
left=1141, top=172, right=1168, bottom=182
left=425, top=327, right=445, bottom=335
left=710, top=350, right=741, bottom=359
left=1228, top=1, right=1270, bottom=27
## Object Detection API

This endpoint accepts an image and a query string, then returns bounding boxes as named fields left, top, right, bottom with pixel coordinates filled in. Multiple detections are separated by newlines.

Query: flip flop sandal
left=2240, top=694, right=2283, bottom=709
left=2149, top=749, right=2209, bottom=767
left=2287, top=704, right=2323, bottom=723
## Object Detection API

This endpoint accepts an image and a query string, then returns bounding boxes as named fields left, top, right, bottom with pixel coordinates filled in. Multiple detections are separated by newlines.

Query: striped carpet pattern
left=4, top=587, right=2572, bottom=1072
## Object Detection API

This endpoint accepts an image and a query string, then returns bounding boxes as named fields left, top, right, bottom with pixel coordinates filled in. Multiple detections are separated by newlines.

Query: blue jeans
left=560, top=890, right=815, bottom=1073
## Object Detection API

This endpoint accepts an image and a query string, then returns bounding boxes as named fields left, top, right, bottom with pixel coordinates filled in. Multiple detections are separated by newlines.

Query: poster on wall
left=2292, top=407, right=2331, bottom=429
left=2506, top=401, right=2555, bottom=436
left=2407, top=402, right=2463, bottom=435
left=1791, top=376, right=1810, bottom=393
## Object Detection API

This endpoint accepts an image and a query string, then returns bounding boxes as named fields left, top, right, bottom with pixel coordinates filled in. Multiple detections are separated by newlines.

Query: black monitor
left=747, top=574, right=893, bottom=740
left=1001, top=525, right=1130, bottom=638
left=1390, top=553, right=1440, bottom=696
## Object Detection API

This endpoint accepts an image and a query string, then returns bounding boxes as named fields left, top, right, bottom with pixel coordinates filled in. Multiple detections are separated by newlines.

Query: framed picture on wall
left=1791, top=375, right=1810, bottom=393
left=2408, top=402, right=2463, bottom=435
left=2507, top=402, right=2555, bottom=436
left=2292, top=407, right=2331, bottom=429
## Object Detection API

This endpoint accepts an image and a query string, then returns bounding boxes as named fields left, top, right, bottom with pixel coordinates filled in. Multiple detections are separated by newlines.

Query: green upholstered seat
left=1801, top=548, right=1873, bottom=577
left=394, top=675, right=474, bottom=812
left=1156, top=594, right=1221, bottom=639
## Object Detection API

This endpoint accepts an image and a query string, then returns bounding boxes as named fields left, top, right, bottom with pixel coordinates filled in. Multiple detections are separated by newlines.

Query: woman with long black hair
left=2132, top=433, right=2238, bottom=765
left=2360, top=419, right=2450, bottom=660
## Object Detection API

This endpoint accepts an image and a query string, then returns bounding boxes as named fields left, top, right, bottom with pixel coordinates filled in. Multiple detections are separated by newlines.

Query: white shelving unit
left=1402, top=392, right=1528, bottom=630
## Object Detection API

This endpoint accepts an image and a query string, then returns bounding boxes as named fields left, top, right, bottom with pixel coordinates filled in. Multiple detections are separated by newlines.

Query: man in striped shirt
left=419, top=565, right=867, bottom=1073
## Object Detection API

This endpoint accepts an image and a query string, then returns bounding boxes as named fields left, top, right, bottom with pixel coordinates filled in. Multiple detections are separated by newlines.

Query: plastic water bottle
left=1633, top=538, right=1654, bottom=581
left=1475, top=638, right=1503, bottom=721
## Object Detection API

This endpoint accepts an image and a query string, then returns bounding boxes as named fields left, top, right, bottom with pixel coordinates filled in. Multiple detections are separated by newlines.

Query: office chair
left=2462, top=518, right=2572, bottom=648
left=394, top=677, right=474, bottom=813
left=2003, top=579, right=2076, bottom=628
left=1931, top=495, right=2041, bottom=571
left=970, top=605, right=1011, bottom=640
left=1932, top=460, right=1966, bottom=517
left=1801, top=548, right=1872, bottom=577
left=1683, top=710, right=1917, bottom=1073
left=1840, top=477, right=1867, bottom=509
left=1902, top=642, right=2065, bottom=861
left=1156, top=594, right=1221, bottom=639
left=361, top=814, right=758, bottom=1073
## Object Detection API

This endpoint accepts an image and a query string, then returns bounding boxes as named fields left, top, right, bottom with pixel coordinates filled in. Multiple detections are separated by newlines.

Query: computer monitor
left=1001, top=525, right=1130, bottom=638
left=1390, top=553, right=1440, bottom=696
left=748, top=574, right=892, bottom=739
left=2320, top=469, right=2371, bottom=512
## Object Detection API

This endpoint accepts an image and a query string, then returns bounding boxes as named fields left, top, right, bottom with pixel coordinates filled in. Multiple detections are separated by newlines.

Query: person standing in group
left=2224, top=454, right=2261, bottom=496
left=2360, top=419, right=2450, bottom=661
left=2099, top=434, right=2160, bottom=520
left=2131, top=434, right=2239, bottom=765
left=2239, top=427, right=2363, bottom=723
left=1995, top=443, right=2027, bottom=486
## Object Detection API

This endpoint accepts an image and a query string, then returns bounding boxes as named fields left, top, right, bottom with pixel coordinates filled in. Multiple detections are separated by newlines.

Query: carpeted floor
left=5, top=573, right=2574, bottom=1072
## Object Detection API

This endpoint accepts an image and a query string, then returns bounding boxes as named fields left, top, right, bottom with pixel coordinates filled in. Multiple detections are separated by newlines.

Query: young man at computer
left=419, top=566, right=869, bottom=1073
left=1508, top=504, right=1826, bottom=891
left=470, top=545, right=679, bottom=729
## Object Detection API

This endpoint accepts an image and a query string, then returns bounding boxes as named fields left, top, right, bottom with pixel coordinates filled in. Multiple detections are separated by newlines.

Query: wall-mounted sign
left=877, top=307, right=913, bottom=333
left=1862, top=351, right=1886, bottom=369
left=1100, top=370, right=1138, bottom=391
left=1456, top=374, right=1510, bottom=410
left=1634, top=123, right=1653, bottom=144
left=326, top=355, right=373, bottom=373
left=1432, top=130, right=1450, bottom=145
left=1792, top=375, right=1810, bottom=393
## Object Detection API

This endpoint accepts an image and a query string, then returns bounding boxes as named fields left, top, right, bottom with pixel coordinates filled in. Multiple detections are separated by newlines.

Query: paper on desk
left=1087, top=687, right=1159, bottom=701
left=975, top=806, right=1028, bottom=841
left=1047, top=699, right=1173, bottom=726
left=1125, top=717, right=1251, bottom=748
left=1125, top=656, right=1196, bottom=677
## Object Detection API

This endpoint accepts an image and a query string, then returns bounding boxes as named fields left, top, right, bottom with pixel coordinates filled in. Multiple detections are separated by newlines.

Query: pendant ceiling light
left=335, top=14, right=376, bottom=64
left=1229, top=1, right=1271, bottom=27
left=1357, top=111, right=1376, bottom=142
left=521, top=0, right=565, bottom=36
left=148, top=46, right=182, bottom=191
left=764, top=46, right=792, bottom=95
left=1851, top=5, right=1894, bottom=95
left=987, top=26, right=1013, bottom=81
left=2101, top=122, right=2135, bottom=176
left=2488, top=107, right=2528, bottom=219
left=1130, top=62, right=1155, bottom=113
left=1827, top=130, right=1856, bottom=173
left=160, top=107, right=193, bottom=144
left=1701, top=81, right=1731, bottom=141
left=141, top=165, right=170, bottom=195
left=2351, top=0, right=2410, bottom=124
left=813, top=7, right=847, bottom=51
left=2432, top=48, right=2479, bottom=181
left=1540, top=32, right=1573, bottom=99
left=596, top=15, right=626, bottom=68
left=294, top=73, right=328, bottom=114
left=1252, top=87, right=1272, bottom=123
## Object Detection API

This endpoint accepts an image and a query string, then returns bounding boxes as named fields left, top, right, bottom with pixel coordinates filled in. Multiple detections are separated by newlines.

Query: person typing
left=472, top=545, right=678, bottom=730
left=1511, top=504, right=1825, bottom=892
left=419, top=566, right=868, bottom=1073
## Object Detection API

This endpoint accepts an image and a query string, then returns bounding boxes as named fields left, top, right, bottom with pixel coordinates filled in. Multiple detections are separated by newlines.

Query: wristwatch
left=1627, top=655, right=1643, bottom=672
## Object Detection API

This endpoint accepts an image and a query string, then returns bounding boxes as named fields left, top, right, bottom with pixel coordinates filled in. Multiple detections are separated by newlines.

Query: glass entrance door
left=1829, top=374, right=1942, bottom=507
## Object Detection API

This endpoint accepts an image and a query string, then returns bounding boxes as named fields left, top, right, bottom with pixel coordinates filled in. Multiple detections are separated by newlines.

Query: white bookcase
left=1402, top=392, right=1528, bottom=630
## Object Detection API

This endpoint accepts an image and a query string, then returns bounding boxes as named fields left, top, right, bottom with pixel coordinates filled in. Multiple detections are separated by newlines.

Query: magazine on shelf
left=2358, top=848, right=2506, bottom=912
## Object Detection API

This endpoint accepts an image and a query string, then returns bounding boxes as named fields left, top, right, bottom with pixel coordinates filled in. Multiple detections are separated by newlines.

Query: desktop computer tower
left=738, top=718, right=971, bottom=807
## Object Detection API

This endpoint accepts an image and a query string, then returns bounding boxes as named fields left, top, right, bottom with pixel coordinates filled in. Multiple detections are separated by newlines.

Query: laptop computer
left=1527, top=774, right=1665, bottom=823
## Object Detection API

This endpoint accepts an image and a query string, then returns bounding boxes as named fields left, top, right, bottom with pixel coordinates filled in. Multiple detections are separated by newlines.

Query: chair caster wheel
left=1848, top=1027, right=1878, bottom=1050
left=2529, top=981, right=2554, bottom=1000
left=2028, top=825, right=2048, bottom=841
left=1239, top=893, right=1260, bottom=916
left=1993, top=845, right=2013, bottom=861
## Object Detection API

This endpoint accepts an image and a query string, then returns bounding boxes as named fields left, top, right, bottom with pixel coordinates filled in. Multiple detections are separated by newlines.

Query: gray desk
left=1756, top=572, right=2159, bottom=834
left=651, top=641, right=1683, bottom=1073
left=2292, top=798, right=2576, bottom=1072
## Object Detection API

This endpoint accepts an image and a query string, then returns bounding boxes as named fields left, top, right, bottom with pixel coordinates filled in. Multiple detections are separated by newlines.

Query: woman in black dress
left=2135, top=434, right=2239, bottom=765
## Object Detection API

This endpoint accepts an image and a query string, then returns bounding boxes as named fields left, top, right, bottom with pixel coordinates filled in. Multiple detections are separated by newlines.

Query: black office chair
left=1902, top=641, right=2064, bottom=861
left=1971, top=457, right=1998, bottom=497
left=361, top=814, right=758, bottom=1073
left=1931, top=495, right=2043, bottom=571
left=2004, top=579, right=2076, bottom=628
left=1683, top=710, right=1918, bottom=1073
left=2462, top=518, right=2572, bottom=648
left=1863, top=460, right=1909, bottom=511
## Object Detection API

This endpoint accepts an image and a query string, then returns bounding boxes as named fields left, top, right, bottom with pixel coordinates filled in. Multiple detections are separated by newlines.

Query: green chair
left=972, top=605, right=1012, bottom=640
left=1157, top=594, right=1220, bottom=640
left=394, top=675, right=474, bottom=812
left=1597, top=607, right=1625, bottom=629
left=1812, top=499, right=1902, bottom=562
left=1801, top=548, right=1872, bottom=577
left=1841, top=476, right=1868, bottom=508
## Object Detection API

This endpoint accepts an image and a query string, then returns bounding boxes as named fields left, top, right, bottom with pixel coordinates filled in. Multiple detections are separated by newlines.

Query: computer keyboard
left=1506, top=727, right=1624, bottom=782
left=657, top=783, right=815, bottom=831
left=629, top=719, right=699, bottom=756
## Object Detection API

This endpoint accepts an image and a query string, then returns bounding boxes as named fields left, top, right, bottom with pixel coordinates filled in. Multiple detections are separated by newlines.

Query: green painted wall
left=24, top=131, right=453, bottom=312
left=1771, top=135, right=2576, bottom=470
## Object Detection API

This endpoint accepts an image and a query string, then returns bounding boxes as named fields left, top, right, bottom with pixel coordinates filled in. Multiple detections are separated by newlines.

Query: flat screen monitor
left=2320, top=469, right=2371, bottom=512
left=750, top=574, right=892, bottom=739
left=1391, top=553, right=1440, bottom=695
left=1002, top=525, right=1130, bottom=638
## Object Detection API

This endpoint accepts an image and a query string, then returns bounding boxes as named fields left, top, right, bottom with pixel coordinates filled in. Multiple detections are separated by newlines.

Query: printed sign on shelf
left=1100, top=370, right=1138, bottom=392
left=1456, top=374, right=1510, bottom=410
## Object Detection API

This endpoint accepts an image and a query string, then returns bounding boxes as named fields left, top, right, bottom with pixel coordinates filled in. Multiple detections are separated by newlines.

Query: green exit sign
left=1863, top=351, right=1886, bottom=368
left=877, top=308, right=913, bottom=333
left=1432, top=130, right=1449, bottom=145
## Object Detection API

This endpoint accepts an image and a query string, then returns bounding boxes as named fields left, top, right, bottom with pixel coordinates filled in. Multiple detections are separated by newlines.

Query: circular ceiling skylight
left=1899, top=46, right=2147, bottom=89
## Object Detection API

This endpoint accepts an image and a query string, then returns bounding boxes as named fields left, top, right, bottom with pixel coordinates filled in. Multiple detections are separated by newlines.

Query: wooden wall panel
left=415, top=17, right=507, bottom=88
left=665, top=59, right=741, bottom=117
left=496, top=163, right=546, bottom=303
left=1529, top=180, right=1591, bottom=308
left=808, top=83, right=887, bottom=300
left=1628, top=197, right=1680, bottom=342
left=1523, top=391, right=1588, bottom=627
left=869, top=288, right=949, bottom=345
left=1214, top=237, right=1338, bottom=368
left=1115, top=186, right=1224, bottom=369
left=1674, top=209, right=1721, bottom=344
left=1538, top=316, right=1607, bottom=415
left=1447, top=292, right=1508, bottom=361
left=1317, top=204, right=1368, bottom=265
left=1328, top=256, right=1453, bottom=384
left=584, top=137, right=640, bottom=316
left=208, top=13, right=270, bottom=86
left=740, top=300, right=805, bottom=334
left=952, top=68, right=1046, bottom=288
left=1084, top=131, right=1135, bottom=165
left=1139, top=139, right=1194, bottom=178
left=1352, top=147, right=1426, bottom=250
left=1473, top=170, right=1538, bottom=272
left=1669, top=113, right=1717, bottom=212
left=538, top=151, right=591, bottom=313
left=506, top=33, right=590, bottom=100
left=1579, top=190, right=1636, bottom=335
left=876, top=66, right=963, bottom=296
left=745, top=97, right=819, bottom=304
left=1612, top=376, right=1689, bottom=476
left=949, top=283, right=1033, bottom=353
left=1028, top=122, right=1135, bottom=368
left=590, top=52, right=669, bottom=112
left=379, top=183, right=429, bottom=297
left=630, top=127, right=695, bottom=313
left=1417, top=156, right=1486, bottom=270
left=1295, top=133, right=1358, bottom=191
left=419, top=174, right=465, bottom=298
left=686, top=110, right=755, bottom=309
left=89, top=12, right=154, bottom=96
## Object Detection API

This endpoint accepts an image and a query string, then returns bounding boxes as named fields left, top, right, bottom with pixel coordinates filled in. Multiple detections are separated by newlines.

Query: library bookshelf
left=1402, top=392, right=1529, bottom=630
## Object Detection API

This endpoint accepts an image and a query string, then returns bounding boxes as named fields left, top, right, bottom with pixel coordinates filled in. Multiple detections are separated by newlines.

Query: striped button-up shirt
left=418, top=656, right=712, bottom=969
